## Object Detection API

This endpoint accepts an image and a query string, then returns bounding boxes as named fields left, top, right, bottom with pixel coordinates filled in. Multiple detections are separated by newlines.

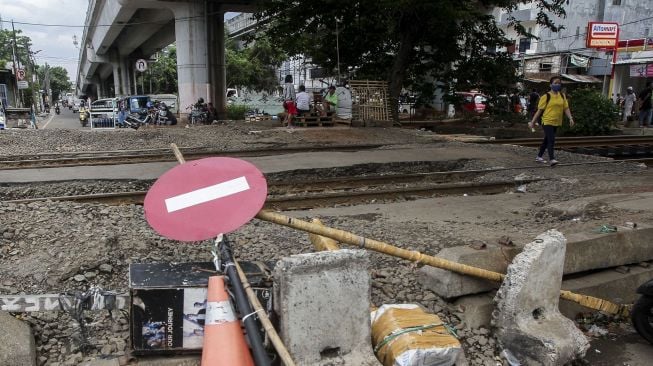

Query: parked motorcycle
left=632, top=278, right=653, bottom=344
left=187, top=99, right=208, bottom=125
left=123, top=112, right=152, bottom=130
left=155, top=102, right=177, bottom=126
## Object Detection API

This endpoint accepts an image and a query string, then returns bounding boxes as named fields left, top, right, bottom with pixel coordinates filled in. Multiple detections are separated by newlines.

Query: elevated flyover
left=76, top=0, right=256, bottom=118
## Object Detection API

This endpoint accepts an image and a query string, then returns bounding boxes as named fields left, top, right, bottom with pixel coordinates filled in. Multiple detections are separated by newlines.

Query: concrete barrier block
left=564, top=225, right=653, bottom=273
left=420, top=226, right=653, bottom=299
left=493, top=230, right=589, bottom=365
left=417, top=245, right=521, bottom=299
left=274, top=249, right=379, bottom=366
left=0, top=311, right=36, bottom=366
left=450, top=262, right=653, bottom=330
left=453, top=292, right=497, bottom=329
left=560, top=264, right=653, bottom=319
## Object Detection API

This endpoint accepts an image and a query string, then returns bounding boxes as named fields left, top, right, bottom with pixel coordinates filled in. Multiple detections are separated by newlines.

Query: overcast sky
left=0, top=0, right=88, bottom=82
left=0, top=0, right=239, bottom=84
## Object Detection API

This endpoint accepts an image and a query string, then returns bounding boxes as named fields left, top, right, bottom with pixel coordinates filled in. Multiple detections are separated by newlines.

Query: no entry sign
left=144, top=157, right=268, bottom=241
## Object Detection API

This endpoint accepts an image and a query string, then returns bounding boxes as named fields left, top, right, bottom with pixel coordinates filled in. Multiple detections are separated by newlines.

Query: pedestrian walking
left=637, top=81, right=652, bottom=127
left=528, top=76, right=575, bottom=166
left=623, top=86, right=636, bottom=123
left=282, top=75, right=296, bottom=127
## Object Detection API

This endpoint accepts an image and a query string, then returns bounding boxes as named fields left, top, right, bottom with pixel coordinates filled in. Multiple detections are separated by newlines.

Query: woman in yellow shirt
left=528, top=76, right=575, bottom=166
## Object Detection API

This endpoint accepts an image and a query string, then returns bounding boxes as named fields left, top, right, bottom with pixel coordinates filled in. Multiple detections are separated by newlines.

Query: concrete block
left=417, top=245, right=521, bottom=299
left=560, top=265, right=653, bottom=319
left=274, top=249, right=379, bottom=366
left=453, top=292, right=496, bottom=329
left=493, top=230, right=589, bottom=365
left=450, top=264, right=653, bottom=330
left=563, top=225, right=653, bottom=274
left=420, top=226, right=653, bottom=299
left=0, top=311, right=36, bottom=366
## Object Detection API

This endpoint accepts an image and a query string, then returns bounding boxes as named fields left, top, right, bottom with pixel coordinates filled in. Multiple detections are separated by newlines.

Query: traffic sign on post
left=144, top=157, right=268, bottom=242
left=16, top=69, right=26, bottom=80
left=135, top=59, right=148, bottom=73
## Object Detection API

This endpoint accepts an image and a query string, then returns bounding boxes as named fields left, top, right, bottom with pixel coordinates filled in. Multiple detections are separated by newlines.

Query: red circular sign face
left=144, top=157, right=268, bottom=241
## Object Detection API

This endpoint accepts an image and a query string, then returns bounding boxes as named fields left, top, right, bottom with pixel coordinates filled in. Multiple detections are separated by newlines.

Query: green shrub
left=561, top=89, right=618, bottom=136
left=226, top=104, right=249, bottom=120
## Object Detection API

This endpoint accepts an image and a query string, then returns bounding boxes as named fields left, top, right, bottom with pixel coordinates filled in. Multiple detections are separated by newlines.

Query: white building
left=494, top=0, right=653, bottom=97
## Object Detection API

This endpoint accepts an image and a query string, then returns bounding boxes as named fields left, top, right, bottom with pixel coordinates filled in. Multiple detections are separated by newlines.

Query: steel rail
left=0, top=144, right=385, bottom=170
left=488, top=135, right=653, bottom=148
left=3, top=178, right=541, bottom=210
left=3, top=158, right=647, bottom=207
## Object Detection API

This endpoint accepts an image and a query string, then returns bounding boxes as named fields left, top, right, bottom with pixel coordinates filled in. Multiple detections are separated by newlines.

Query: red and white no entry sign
left=144, top=157, right=268, bottom=241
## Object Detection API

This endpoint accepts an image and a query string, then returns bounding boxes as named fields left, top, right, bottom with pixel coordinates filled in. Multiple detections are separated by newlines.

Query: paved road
left=40, top=106, right=86, bottom=130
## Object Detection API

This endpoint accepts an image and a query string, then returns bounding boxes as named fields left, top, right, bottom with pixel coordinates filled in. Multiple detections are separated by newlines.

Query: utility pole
left=336, top=19, right=341, bottom=85
left=11, top=20, right=23, bottom=107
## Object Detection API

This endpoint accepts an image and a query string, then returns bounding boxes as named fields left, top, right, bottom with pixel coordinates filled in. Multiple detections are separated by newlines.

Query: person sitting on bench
left=295, top=85, right=313, bottom=116
left=318, top=85, right=338, bottom=116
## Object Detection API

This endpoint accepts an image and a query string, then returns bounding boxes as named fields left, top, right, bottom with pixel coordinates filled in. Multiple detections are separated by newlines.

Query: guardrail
left=90, top=108, right=117, bottom=129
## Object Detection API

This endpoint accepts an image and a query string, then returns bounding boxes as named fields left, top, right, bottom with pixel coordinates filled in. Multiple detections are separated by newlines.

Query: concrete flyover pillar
left=120, top=57, right=131, bottom=97
left=207, top=1, right=226, bottom=119
left=110, top=50, right=121, bottom=97
left=171, top=1, right=208, bottom=116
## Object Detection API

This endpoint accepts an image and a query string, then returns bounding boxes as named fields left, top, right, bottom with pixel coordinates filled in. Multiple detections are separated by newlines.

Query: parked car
left=455, top=92, right=487, bottom=113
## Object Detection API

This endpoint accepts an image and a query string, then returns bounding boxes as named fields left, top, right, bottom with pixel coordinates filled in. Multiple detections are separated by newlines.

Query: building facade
left=494, top=0, right=653, bottom=97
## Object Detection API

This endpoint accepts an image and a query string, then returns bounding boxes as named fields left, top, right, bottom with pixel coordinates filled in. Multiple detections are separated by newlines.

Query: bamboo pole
left=308, top=218, right=340, bottom=251
left=256, top=210, right=630, bottom=316
left=234, top=261, right=296, bottom=366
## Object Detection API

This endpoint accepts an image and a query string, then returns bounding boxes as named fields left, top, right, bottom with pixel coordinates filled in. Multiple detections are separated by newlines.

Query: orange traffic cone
left=201, top=276, right=254, bottom=366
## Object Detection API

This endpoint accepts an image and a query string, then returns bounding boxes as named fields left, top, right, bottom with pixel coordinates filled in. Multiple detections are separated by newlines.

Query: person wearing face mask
left=528, top=76, right=575, bottom=166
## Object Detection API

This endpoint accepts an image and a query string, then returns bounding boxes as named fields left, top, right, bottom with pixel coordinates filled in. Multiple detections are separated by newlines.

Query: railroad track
left=0, top=144, right=384, bottom=170
left=5, top=158, right=648, bottom=209
left=3, top=169, right=544, bottom=210
left=489, top=135, right=653, bottom=148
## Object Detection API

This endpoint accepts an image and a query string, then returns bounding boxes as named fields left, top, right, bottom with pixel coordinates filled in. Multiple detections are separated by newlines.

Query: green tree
left=143, top=45, right=178, bottom=94
left=36, top=65, right=72, bottom=102
left=254, top=0, right=567, bottom=120
left=226, top=34, right=286, bottom=92
left=0, top=28, right=32, bottom=69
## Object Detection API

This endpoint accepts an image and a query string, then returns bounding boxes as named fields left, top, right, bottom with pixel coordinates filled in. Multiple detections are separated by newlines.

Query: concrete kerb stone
left=492, top=230, right=589, bottom=366
left=417, top=245, right=521, bottom=299
left=453, top=262, right=653, bottom=329
left=0, top=311, right=36, bottom=366
left=559, top=263, right=653, bottom=319
left=419, top=225, right=653, bottom=299
left=274, top=249, right=380, bottom=366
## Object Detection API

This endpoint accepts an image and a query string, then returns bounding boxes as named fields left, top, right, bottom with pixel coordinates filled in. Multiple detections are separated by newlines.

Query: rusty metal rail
left=488, top=135, right=653, bottom=148
left=3, top=174, right=543, bottom=210
left=0, top=144, right=384, bottom=170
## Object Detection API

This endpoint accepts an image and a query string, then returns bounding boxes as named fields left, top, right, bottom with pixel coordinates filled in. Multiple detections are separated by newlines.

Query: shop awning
left=560, top=74, right=602, bottom=83
left=614, top=57, right=653, bottom=65
left=523, top=77, right=550, bottom=83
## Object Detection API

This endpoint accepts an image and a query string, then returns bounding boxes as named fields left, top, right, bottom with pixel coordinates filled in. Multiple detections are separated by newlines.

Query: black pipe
left=219, top=235, right=271, bottom=366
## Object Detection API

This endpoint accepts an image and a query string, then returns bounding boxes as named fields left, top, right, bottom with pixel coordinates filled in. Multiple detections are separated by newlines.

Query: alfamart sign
left=586, top=22, right=619, bottom=48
